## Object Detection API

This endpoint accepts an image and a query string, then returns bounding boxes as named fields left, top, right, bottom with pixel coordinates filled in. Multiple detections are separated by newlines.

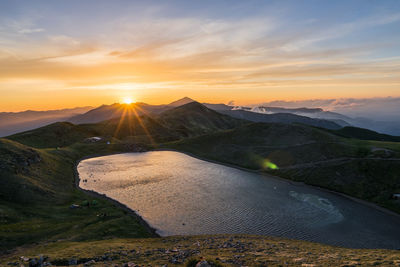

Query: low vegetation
left=1, top=102, right=400, bottom=264
left=165, top=122, right=400, bottom=213
left=3, top=235, right=400, bottom=266
left=0, top=139, right=153, bottom=252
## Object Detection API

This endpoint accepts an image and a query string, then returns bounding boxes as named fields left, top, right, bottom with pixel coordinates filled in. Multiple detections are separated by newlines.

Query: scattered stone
left=37, top=255, right=45, bottom=266
left=195, top=260, right=211, bottom=267
left=68, top=258, right=78, bottom=265
left=169, top=257, right=180, bottom=264
left=69, top=204, right=80, bottom=209
left=84, top=259, right=96, bottom=266
left=28, top=259, right=37, bottom=267
left=122, top=262, right=137, bottom=267
left=20, top=257, right=30, bottom=262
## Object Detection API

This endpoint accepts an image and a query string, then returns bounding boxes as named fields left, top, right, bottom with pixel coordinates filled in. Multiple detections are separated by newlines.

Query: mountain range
left=4, top=97, right=399, bottom=139
left=237, top=105, right=400, bottom=135
left=1, top=97, right=400, bottom=256
left=0, top=107, right=93, bottom=137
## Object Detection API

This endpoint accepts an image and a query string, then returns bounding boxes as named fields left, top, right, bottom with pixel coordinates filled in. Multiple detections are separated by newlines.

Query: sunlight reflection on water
left=78, top=151, right=400, bottom=249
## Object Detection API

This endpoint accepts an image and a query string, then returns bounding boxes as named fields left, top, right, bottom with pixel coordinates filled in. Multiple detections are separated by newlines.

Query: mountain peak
left=168, top=97, right=195, bottom=107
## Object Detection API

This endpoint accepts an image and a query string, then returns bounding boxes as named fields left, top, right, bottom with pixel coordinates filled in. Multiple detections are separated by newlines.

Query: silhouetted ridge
left=159, top=102, right=245, bottom=136
left=7, top=122, right=99, bottom=148
left=167, top=97, right=195, bottom=107
left=331, top=126, right=400, bottom=142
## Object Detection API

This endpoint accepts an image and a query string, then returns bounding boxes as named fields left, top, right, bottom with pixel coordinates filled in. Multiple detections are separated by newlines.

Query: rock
left=122, top=262, right=136, bottom=267
left=169, top=257, right=179, bottom=264
left=38, top=255, right=45, bottom=266
left=84, top=260, right=96, bottom=266
left=28, top=259, right=37, bottom=267
left=195, top=260, right=211, bottom=267
left=68, top=259, right=77, bottom=265
left=69, top=204, right=80, bottom=209
left=20, top=257, right=30, bottom=262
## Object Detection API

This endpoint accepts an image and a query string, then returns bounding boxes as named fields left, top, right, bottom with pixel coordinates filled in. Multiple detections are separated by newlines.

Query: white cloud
left=18, top=28, right=44, bottom=34
left=258, top=97, right=400, bottom=121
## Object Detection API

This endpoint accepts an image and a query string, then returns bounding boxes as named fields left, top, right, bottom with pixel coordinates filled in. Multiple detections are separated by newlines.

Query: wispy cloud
left=0, top=1, right=399, bottom=110
left=258, top=97, right=400, bottom=121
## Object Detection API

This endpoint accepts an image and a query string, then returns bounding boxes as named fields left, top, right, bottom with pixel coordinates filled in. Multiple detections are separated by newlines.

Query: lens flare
left=263, top=159, right=279, bottom=170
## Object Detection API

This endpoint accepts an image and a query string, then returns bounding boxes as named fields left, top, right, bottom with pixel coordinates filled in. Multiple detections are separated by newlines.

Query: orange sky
left=1, top=1, right=400, bottom=112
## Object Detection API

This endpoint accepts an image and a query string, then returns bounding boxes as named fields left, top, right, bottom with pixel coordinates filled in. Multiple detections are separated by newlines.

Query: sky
left=0, top=0, right=400, bottom=111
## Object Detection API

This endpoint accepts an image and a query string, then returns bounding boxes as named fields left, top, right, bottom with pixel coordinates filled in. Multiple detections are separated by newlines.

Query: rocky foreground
left=3, top=235, right=400, bottom=266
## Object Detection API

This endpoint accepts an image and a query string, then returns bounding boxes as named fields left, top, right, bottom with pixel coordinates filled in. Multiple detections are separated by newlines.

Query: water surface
left=78, top=151, right=400, bottom=249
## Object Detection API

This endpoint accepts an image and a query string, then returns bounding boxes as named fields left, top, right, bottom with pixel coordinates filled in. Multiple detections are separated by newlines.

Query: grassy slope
left=329, top=126, right=400, bottom=142
left=2, top=104, right=400, bottom=264
left=3, top=235, right=400, bottom=266
left=7, top=102, right=244, bottom=149
left=0, top=103, right=246, bottom=252
left=0, top=139, right=153, bottom=252
left=158, top=102, right=246, bottom=137
left=6, top=122, right=99, bottom=149
left=165, top=122, right=400, bottom=213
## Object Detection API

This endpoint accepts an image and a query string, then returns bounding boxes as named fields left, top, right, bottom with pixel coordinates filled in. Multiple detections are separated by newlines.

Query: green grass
left=329, top=126, right=400, bottom=142
left=1, top=104, right=400, bottom=262
left=0, top=139, right=153, bottom=252
left=2, top=235, right=400, bottom=266
left=165, top=122, right=400, bottom=213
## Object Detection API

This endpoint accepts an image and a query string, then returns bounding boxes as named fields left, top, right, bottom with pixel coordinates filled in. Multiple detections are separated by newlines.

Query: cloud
left=0, top=4, right=399, bottom=109
left=258, top=97, right=400, bottom=121
left=18, top=28, right=44, bottom=34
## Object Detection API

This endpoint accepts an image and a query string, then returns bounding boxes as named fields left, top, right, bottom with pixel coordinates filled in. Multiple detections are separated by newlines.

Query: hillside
left=0, top=139, right=154, bottom=251
left=68, top=103, right=172, bottom=124
left=0, top=107, right=92, bottom=137
left=167, top=96, right=196, bottom=107
left=3, top=235, right=400, bottom=266
left=7, top=103, right=245, bottom=149
left=2, top=101, right=400, bottom=261
left=330, top=126, right=400, bottom=142
left=166, top=122, right=400, bottom=213
left=158, top=102, right=246, bottom=137
left=6, top=122, right=101, bottom=148
left=0, top=103, right=245, bottom=251
left=218, top=109, right=343, bottom=130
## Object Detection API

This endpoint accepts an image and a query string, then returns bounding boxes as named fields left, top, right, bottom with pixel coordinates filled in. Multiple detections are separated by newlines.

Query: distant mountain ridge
left=67, top=97, right=196, bottom=125
left=2, top=97, right=400, bottom=252
left=8, top=101, right=245, bottom=148
left=237, top=105, right=400, bottom=135
left=0, top=106, right=93, bottom=137
left=167, top=96, right=195, bottom=107
left=4, top=97, right=399, bottom=138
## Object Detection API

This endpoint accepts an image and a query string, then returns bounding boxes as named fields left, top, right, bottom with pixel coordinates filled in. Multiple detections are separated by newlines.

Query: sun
left=122, top=97, right=133, bottom=104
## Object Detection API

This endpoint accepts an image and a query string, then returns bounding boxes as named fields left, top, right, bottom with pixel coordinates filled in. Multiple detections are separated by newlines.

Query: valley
left=1, top=100, right=400, bottom=266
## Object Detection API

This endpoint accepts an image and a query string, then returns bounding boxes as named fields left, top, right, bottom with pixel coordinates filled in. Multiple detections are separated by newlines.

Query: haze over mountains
left=2, top=95, right=400, bottom=257
left=255, top=98, right=400, bottom=135
left=1, top=97, right=400, bottom=138
left=0, top=107, right=93, bottom=137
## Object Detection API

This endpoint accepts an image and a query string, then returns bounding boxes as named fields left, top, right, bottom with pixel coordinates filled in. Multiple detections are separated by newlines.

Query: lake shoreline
left=155, top=148, right=400, bottom=219
left=74, top=149, right=400, bottom=249
left=73, top=152, right=160, bottom=238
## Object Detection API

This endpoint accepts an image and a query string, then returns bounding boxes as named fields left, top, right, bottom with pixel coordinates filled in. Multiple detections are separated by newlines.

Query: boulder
left=195, top=260, right=211, bottom=267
